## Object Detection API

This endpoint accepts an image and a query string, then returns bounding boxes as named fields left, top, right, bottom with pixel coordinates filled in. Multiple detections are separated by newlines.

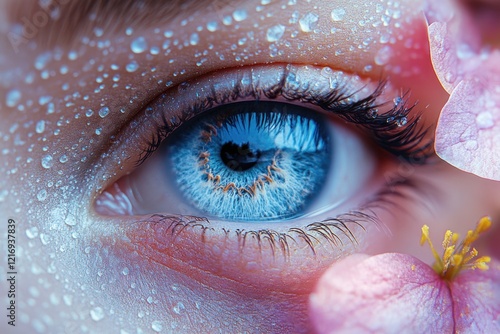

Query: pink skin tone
left=0, top=0, right=500, bottom=333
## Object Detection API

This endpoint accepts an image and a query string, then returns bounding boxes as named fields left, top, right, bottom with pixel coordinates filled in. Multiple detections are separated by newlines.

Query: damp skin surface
left=1, top=0, right=500, bottom=333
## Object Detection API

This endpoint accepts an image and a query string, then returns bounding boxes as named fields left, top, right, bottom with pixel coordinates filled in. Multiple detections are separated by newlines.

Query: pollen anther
left=420, top=217, right=492, bottom=281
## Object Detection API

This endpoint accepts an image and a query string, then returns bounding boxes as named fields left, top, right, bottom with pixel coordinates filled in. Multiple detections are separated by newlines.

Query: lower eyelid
left=94, top=159, right=435, bottom=294
left=113, top=214, right=367, bottom=294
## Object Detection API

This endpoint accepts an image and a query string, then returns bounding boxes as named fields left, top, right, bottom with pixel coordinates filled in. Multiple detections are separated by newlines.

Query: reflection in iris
left=166, top=101, right=331, bottom=221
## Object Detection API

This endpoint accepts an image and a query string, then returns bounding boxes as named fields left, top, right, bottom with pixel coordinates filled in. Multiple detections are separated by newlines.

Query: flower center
left=420, top=216, right=492, bottom=281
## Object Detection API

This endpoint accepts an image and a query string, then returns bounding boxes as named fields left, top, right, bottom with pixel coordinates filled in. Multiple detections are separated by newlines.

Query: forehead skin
left=0, top=0, right=459, bottom=333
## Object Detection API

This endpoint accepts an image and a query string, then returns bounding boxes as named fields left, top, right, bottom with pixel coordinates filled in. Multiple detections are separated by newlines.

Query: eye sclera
left=95, top=64, right=387, bottom=222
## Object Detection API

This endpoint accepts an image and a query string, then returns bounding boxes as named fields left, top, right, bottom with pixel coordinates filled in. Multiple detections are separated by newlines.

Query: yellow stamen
left=420, top=217, right=492, bottom=281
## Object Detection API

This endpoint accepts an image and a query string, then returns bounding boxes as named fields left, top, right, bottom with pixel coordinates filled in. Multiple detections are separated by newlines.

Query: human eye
left=94, top=62, right=432, bottom=276
left=96, top=65, right=430, bottom=225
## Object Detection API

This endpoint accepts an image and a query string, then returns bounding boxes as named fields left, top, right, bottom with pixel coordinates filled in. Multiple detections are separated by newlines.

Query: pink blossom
left=309, top=253, right=500, bottom=333
left=309, top=218, right=499, bottom=333
left=426, top=0, right=500, bottom=180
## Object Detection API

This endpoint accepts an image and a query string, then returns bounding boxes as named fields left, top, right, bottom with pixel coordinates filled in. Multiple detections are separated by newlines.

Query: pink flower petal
left=435, top=77, right=500, bottom=180
left=309, top=253, right=453, bottom=333
left=309, top=253, right=500, bottom=333
left=452, top=262, right=500, bottom=332
left=426, top=0, right=500, bottom=180
left=427, top=21, right=483, bottom=94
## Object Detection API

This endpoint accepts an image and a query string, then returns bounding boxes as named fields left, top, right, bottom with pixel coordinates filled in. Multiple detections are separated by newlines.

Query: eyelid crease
left=137, top=64, right=433, bottom=167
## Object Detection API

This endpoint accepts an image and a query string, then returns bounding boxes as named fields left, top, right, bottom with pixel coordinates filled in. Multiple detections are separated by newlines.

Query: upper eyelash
left=296, top=82, right=433, bottom=163
left=138, top=66, right=433, bottom=166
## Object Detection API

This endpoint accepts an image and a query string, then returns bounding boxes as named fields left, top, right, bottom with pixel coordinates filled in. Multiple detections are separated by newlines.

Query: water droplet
left=39, top=96, right=52, bottom=105
left=86, top=109, right=94, bottom=117
left=331, top=8, right=346, bottom=21
left=290, top=10, right=300, bottom=24
left=0, top=190, right=8, bottom=202
left=381, top=14, right=391, bottom=26
left=26, top=226, right=39, bottom=239
left=233, top=9, right=248, bottom=22
left=445, top=72, right=454, bottom=83
left=40, top=233, right=50, bottom=245
left=131, top=36, right=148, bottom=54
left=374, top=45, right=393, bottom=65
left=207, top=21, right=218, bottom=32
left=50, top=293, right=60, bottom=306
left=393, top=96, right=403, bottom=106
left=379, top=33, right=390, bottom=44
left=35, top=120, right=45, bottom=134
left=60, top=65, right=68, bottom=75
left=189, top=33, right=199, bottom=46
left=99, top=106, right=110, bottom=118
left=63, top=294, right=73, bottom=306
left=126, top=61, right=139, bottom=73
left=47, top=103, right=55, bottom=114
left=6, top=90, right=22, bottom=107
left=34, top=52, right=51, bottom=70
left=41, top=155, right=54, bottom=169
left=147, top=296, right=154, bottom=304
left=152, top=321, right=163, bottom=332
left=222, top=15, right=232, bottom=25
left=396, top=117, right=408, bottom=127
left=464, top=140, right=478, bottom=151
left=266, top=24, right=285, bottom=42
left=299, top=12, right=319, bottom=32
left=369, top=109, right=378, bottom=118
left=90, top=307, right=105, bottom=321
left=122, top=267, right=129, bottom=276
left=37, top=189, right=48, bottom=202
left=93, top=27, right=104, bottom=37
left=172, top=302, right=185, bottom=315
left=95, top=128, right=102, bottom=135
left=476, top=111, right=494, bottom=129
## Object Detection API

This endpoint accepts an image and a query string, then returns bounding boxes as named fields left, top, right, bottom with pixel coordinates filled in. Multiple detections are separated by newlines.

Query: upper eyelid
left=131, top=64, right=432, bottom=166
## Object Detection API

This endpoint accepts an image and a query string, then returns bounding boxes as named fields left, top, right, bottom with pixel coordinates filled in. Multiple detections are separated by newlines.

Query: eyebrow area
left=7, top=0, right=236, bottom=50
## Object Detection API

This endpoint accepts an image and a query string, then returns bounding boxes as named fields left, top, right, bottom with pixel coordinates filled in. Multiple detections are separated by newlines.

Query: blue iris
left=167, top=101, right=331, bottom=221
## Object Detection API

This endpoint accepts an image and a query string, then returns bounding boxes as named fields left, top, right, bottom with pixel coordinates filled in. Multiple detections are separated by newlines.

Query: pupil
left=220, top=141, right=260, bottom=171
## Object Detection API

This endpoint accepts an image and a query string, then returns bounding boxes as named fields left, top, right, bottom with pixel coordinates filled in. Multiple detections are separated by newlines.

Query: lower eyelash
left=136, top=168, right=434, bottom=259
